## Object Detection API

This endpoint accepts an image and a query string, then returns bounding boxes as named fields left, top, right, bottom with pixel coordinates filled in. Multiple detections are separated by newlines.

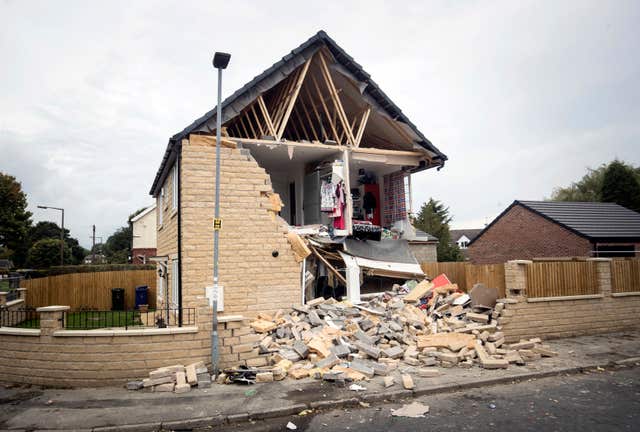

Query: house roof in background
left=469, top=200, right=640, bottom=245
left=150, top=30, right=448, bottom=196
left=450, top=229, right=483, bottom=242
left=130, top=204, right=157, bottom=223
left=414, top=229, right=438, bottom=242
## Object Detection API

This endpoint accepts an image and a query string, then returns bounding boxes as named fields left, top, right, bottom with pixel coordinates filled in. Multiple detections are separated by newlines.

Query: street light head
left=213, top=52, right=231, bottom=69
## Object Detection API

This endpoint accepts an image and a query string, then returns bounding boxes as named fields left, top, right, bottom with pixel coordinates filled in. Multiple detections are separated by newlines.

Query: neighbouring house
left=131, top=204, right=157, bottom=264
left=408, top=229, right=438, bottom=263
left=149, top=31, right=447, bottom=327
left=467, top=200, right=640, bottom=264
left=450, top=229, right=482, bottom=250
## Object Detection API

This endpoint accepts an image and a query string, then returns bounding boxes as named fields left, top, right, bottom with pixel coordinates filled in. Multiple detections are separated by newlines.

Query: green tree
left=0, top=173, right=33, bottom=266
left=105, top=226, right=132, bottom=264
left=551, top=160, right=640, bottom=203
left=414, top=198, right=464, bottom=262
left=26, top=238, right=72, bottom=268
left=29, top=221, right=86, bottom=265
left=601, top=160, right=640, bottom=212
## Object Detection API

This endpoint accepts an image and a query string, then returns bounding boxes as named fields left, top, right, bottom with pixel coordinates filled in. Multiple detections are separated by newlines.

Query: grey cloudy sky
left=1, top=0, right=639, bottom=248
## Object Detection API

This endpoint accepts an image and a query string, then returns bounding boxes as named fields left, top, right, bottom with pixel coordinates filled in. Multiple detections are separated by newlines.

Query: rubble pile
left=127, top=361, right=212, bottom=393
left=218, top=277, right=558, bottom=385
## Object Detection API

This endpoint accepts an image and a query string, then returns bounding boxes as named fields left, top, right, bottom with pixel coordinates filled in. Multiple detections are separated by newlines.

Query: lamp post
left=37, top=205, right=65, bottom=266
left=211, top=51, right=231, bottom=378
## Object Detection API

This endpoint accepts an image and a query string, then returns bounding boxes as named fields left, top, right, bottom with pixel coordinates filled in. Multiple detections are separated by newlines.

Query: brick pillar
left=17, top=288, right=27, bottom=302
left=0, top=292, right=6, bottom=307
left=504, top=260, right=531, bottom=301
left=588, top=258, right=612, bottom=297
left=36, top=306, right=69, bottom=336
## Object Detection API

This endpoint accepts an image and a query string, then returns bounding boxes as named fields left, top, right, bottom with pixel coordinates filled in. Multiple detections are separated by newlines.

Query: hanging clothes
left=331, top=182, right=346, bottom=229
left=320, top=180, right=336, bottom=212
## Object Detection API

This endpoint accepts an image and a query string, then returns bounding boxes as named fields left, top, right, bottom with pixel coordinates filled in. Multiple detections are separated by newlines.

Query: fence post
left=17, top=288, right=27, bottom=302
left=504, top=260, right=531, bottom=301
left=36, top=306, right=70, bottom=336
left=587, top=258, right=612, bottom=297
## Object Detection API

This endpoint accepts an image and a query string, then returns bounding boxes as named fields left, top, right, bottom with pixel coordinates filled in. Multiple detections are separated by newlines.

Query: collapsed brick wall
left=181, top=135, right=301, bottom=365
left=467, top=204, right=592, bottom=264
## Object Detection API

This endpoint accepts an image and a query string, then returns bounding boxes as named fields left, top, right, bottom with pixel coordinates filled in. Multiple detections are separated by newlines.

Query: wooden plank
left=257, top=95, right=276, bottom=137
left=310, top=246, right=347, bottom=286
left=276, top=57, right=312, bottom=140
left=303, top=86, right=328, bottom=141
left=354, top=107, right=371, bottom=147
left=311, top=74, right=340, bottom=143
left=317, top=52, right=356, bottom=146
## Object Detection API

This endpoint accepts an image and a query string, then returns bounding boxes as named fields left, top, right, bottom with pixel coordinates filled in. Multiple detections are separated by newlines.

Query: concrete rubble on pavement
left=128, top=278, right=557, bottom=391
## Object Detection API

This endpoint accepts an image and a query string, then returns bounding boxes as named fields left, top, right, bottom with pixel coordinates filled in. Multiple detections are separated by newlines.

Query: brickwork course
left=468, top=204, right=592, bottom=264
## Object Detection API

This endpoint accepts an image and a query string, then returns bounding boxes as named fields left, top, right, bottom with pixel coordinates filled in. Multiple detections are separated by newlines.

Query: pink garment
left=330, top=182, right=346, bottom=229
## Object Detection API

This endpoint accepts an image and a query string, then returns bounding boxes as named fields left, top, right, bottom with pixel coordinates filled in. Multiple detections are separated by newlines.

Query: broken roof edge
left=150, top=30, right=447, bottom=196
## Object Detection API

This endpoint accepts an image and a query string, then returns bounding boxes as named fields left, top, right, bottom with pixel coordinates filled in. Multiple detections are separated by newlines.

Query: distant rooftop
left=471, top=200, right=640, bottom=245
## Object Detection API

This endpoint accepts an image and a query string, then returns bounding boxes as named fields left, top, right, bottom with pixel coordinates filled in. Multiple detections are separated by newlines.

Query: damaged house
left=150, top=31, right=448, bottom=322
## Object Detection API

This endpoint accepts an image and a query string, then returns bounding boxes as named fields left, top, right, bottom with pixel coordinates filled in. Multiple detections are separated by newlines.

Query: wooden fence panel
left=465, top=264, right=506, bottom=298
left=23, top=270, right=156, bottom=310
left=611, top=260, right=640, bottom=293
left=420, top=262, right=506, bottom=296
left=421, top=262, right=468, bottom=290
left=525, top=261, right=598, bottom=298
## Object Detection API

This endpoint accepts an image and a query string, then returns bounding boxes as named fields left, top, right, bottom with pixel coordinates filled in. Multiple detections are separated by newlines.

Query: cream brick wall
left=180, top=135, right=301, bottom=329
left=501, top=260, right=640, bottom=341
left=156, top=160, right=179, bottom=309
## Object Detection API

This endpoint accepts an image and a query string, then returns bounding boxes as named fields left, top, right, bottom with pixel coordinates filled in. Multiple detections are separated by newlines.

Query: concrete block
left=293, top=340, right=309, bottom=359
left=330, top=344, right=351, bottom=358
left=255, top=372, right=274, bottom=383
left=354, top=341, right=380, bottom=359
left=467, top=312, right=490, bottom=323
left=175, top=383, right=191, bottom=394
left=384, top=376, right=395, bottom=388
left=418, top=368, right=440, bottom=377
left=316, top=353, right=340, bottom=369
left=383, top=346, right=405, bottom=359
left=154, top=383, right=175, bottom=392
left=401, top=374, right=414, bottom=390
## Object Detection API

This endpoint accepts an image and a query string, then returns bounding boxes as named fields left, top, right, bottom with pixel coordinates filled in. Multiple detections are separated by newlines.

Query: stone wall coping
left=527, top=293, right=604, bottom=303
left=586, top=258, right=613, bottom=262
left=36, top=305, right=70, bottom=312
left=508, top=260, right=533, bottom=265
left=218, top=315, right=245, bottom=323
left=52, top=326, right=199, bottom=337
left=5, top=299, right=24, bottom=308
left=17, top=287, right=27, bottom=291
left=0, top=292, right=6, bottom=297
left=611, top=291, right=640, bottom=297
left=0, top=327, right=41, bottom=336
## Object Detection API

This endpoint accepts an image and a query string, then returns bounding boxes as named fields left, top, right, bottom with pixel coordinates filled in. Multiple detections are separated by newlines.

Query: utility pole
left=92, top=225, right=96, bottom=263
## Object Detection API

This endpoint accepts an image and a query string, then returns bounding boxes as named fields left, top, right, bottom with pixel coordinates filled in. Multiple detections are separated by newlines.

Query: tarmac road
left=213, top=366, right=640, bottom=432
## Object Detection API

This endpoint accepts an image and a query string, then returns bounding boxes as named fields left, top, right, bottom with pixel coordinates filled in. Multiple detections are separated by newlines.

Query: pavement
left=1, top=331, right=639, bottom=431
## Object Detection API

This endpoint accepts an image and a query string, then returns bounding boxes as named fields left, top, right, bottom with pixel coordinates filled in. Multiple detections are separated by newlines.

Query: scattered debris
left=391, top=402, right=430, bottom=418
left=131, top=272, right=556, bottom=391
left=349, top=383, right=367, bottom=391
left=286, top=421, right=298, bottom=430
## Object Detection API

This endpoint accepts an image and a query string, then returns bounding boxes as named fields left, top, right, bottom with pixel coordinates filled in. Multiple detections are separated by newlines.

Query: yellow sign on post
left=213, top=218, right=222, bottom=230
